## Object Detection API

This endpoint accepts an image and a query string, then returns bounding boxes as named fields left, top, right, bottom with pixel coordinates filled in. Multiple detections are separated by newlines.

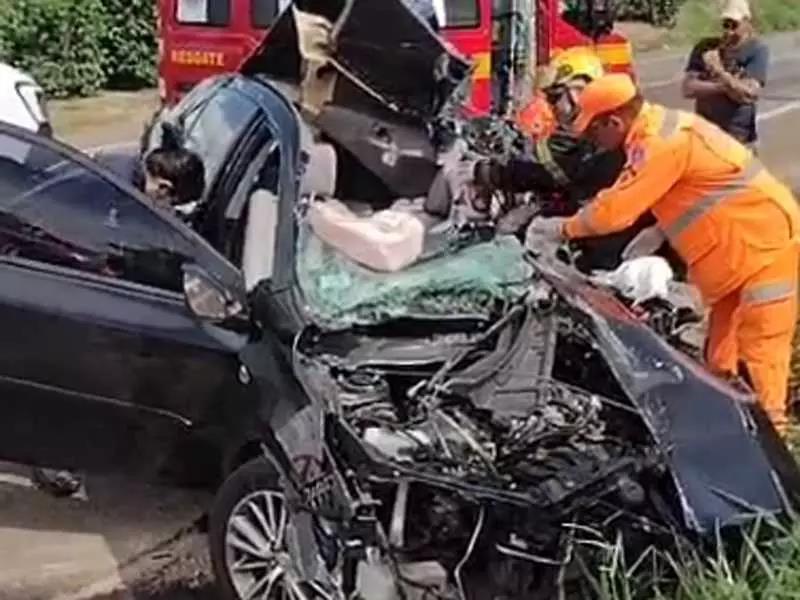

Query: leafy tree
left=0, top=0, right=156, bottom=97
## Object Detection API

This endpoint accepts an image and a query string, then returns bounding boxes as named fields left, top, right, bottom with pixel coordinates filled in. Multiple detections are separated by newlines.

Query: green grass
left=585, top=518, right=800, bottom=600
left=582, top=427, right=800, bottom=600
left=665, top=0, right=800, bottom=46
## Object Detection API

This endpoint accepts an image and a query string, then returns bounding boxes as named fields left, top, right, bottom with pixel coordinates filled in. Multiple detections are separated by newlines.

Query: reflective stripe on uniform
left=535, top=140, right=570, bottom=187
left=663, top=159, right=764, bottom=240
left=742, top=280, right=796, bottom=305
left=577, top=205, right=596, bottom=235
left=659, top=110, right=681, bottom=139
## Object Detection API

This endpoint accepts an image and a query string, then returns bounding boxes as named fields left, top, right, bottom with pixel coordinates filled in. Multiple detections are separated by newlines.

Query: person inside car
left=143, top=144, right=206, bottom=219
left=95, top=123, right=206, bottom=221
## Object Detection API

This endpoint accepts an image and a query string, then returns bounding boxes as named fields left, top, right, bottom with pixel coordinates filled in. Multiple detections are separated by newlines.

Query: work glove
left=497, top=203, right=537, bottom=235
left=621, top=225, right=666, bottom=261
left=525, top=216, right=566, bottom=253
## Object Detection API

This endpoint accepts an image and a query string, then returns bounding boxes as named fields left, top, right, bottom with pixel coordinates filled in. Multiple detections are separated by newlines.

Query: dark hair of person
left=144, top=147, right=206, bottom=204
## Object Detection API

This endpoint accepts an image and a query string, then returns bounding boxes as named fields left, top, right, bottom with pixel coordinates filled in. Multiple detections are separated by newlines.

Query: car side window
left=181, top=85, right=261, bottom=195
left=143, top=78, right=222, bottom=156
left=0, top=132, right=194, bottom=293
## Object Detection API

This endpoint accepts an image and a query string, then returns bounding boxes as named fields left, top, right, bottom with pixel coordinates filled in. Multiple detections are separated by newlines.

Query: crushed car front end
left=182, top=2, right=800, bottom=597
left=255, top=253, right=800, bottom=599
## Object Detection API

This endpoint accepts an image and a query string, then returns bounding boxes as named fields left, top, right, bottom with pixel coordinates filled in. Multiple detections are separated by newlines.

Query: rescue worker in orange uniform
left=437, top=49, right=619, bottom=227
left=459, top=48, right=649, bottom=271
left=494, top=47, right=620, bottom=201
left=515, top=62, right=559, bottom=142
left=516, top=90, right=556, bottom=141
left=526, top=73, right=800, bottom=431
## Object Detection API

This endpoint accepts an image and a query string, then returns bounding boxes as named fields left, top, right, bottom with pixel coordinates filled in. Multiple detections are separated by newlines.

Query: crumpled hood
left=534, top=256, right=800, bottom=533
left=239, top=0, right=471, bottom=123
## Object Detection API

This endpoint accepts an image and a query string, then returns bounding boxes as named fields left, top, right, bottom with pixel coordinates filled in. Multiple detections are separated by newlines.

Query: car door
left=0, top=124, right=252, bottom=479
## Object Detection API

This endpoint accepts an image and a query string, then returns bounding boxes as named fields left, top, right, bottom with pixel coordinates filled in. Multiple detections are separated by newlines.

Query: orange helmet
left=516, top=93, right=557, bottom=141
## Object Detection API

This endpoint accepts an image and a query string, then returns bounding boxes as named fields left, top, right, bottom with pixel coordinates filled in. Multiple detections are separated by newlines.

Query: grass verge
left=669, top=0, right=800, bottom=45
left=623, top=0, right=800, bottom=51
left=49, top=89, right=158, bottom=149
left=589, top=518, right=800, bottom=600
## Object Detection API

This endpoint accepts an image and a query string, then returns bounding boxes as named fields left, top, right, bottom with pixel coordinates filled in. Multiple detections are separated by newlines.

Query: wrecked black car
left=143, top=1, right=800, bottom=598
left=259, top=254, right=800, bottom=600
left=0, top=0, right=786, bottom=598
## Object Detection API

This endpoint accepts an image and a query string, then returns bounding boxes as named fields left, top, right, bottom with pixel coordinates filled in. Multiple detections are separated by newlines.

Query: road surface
left=0, top=463, right=214, bottom=600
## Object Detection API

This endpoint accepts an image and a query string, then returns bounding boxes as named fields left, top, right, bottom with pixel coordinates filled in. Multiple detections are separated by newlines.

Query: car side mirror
left=183, top=264, right=244, bottom=322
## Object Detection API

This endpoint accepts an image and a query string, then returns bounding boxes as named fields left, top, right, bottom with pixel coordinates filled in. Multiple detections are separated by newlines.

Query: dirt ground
left=617, top=21, right=672, bottom=51
left=86, top=529, right=216, bottom=600
left=49, top=90, right=160, bottom=150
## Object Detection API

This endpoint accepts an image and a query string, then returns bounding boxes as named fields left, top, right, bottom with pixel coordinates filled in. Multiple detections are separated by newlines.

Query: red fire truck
left=158, top=0, right=634, bottom=114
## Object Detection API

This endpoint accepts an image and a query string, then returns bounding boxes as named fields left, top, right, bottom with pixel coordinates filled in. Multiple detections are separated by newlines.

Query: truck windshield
left=434, top=0, right=480, bottom=29
left=176, top=0, right=231, bottom=26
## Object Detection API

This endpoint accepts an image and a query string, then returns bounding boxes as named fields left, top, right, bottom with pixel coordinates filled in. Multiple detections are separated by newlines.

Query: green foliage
left=615, top=0, right=800, bottom=33
left=666, top=0, right=720, bottom=45
left=100, top=0, right=157, bottom=90
left=584, top=518, right=800, bottom=600
left=615, top=0, right=687, bottom=27
left=753, top=0, right=800, bottom=33
left=0, top=0, right=107, bottom=97
left=0, top=0, right=156, bottom=98
left=666, top=0, right=800, bottom=47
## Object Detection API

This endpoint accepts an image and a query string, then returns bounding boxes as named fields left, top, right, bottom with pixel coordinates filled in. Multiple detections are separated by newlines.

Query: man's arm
left=682, top=70, right=725, bottom=99
left=719, top=71, right=760, bottom=103
left=706, top=43, right=769, bottom=104
left=683, top=40, right=723, bottom=99
left=703, top=50, right=760, bottom=103
left=479, top=132, right=584, bottom=193
left=564, top=140, right=685, bottom=239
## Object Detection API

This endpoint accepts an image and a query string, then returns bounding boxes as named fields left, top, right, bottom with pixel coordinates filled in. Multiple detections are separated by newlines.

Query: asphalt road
left=638, top=31, right=800, bottom=191
left=0, top=463, right=214, bottom=600
left=0, top=31, right=799, bottom=600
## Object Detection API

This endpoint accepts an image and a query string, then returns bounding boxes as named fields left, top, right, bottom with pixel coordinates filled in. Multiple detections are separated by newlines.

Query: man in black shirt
left=682, top=0, right=769, bottom=148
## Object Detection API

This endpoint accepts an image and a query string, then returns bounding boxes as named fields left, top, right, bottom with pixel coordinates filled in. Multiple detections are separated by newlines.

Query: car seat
left=241, top=141, right=337, bottom=291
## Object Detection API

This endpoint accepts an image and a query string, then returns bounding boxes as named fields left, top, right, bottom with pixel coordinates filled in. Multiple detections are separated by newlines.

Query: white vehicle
left=0, top=63, right=50, bottom=135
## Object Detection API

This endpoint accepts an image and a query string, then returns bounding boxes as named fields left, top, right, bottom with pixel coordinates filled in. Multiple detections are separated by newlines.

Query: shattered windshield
left=295, top=223, right=532, bottom=327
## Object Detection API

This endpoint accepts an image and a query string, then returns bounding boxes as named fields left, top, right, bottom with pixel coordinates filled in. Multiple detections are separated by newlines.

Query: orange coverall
left=564, top=102, right=800, bottom=430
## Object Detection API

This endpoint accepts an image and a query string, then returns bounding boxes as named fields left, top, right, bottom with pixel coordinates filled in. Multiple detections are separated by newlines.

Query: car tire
left=210, top=456, right=277, bottom=599
left=210, top=456, right=322, bottom=600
